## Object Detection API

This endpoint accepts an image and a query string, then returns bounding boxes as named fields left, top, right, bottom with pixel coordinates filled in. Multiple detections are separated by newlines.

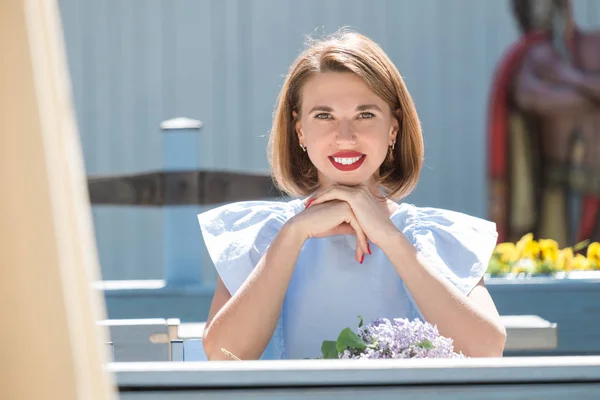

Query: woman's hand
left=305, top=184, right=399, bottom=248
left=287, top=199, right=370, bottom=263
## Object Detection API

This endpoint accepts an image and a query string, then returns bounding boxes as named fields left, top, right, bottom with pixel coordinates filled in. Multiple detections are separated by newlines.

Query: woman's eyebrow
left=356, top=104, right=382, bottom=112
left=308, top=104, right=382, bottom=113
left=308, top=105, right=333, bottom=113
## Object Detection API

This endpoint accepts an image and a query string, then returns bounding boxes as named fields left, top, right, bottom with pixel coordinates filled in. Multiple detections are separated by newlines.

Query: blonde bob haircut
left=267, top=29, right=424, bottom=201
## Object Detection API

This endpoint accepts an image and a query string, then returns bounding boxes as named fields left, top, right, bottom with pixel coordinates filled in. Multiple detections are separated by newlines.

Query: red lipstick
left=328, top=151, right=366, bottom=172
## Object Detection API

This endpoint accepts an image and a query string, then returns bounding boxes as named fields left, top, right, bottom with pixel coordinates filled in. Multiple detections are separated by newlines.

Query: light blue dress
left=197, top=198, right=498, bottom=360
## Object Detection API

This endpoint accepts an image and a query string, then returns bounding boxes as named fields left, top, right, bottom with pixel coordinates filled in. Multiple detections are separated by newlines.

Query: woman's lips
left=329, top=153, right=366, bottom=171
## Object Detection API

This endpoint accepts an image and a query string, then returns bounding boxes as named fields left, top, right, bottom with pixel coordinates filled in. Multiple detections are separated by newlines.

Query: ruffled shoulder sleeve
left=394, top=204, right=498, bottom=296
left=198, top=200, right=301, bottom=295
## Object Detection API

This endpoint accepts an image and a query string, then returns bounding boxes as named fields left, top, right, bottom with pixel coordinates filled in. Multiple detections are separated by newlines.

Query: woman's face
left=294, top=72, right=398, bottom=189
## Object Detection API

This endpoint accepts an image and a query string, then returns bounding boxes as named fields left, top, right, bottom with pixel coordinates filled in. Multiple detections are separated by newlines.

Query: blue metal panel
left=487, top=279, right=600, bottom=356
left=183, top=339, right=207, bottom=361
left=161, top=119, right=203, bottom=285
left=59, top=0, right=166, bottom=280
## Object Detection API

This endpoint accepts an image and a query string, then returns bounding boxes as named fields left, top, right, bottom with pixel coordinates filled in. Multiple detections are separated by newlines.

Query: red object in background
left=486, top=32, right=547, bottom=243
left=487, top=30, right=599, bottom=244
left=579, top=197, right=600, bottom=242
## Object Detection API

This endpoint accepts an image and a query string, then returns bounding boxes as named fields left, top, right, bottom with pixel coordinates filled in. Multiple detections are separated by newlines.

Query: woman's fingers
left=355, top=246, right=364, bottom=264
left=325, top=223, right=365, bottom=263
left=346, top=214, right=370, bottom=263
left=334, top=203, right=370, bottom=263
left=303, top=199, right=371, bottom=263
left=337, top=223, right=364, bottom=263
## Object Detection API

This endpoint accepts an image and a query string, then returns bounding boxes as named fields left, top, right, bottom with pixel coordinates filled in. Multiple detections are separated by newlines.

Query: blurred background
left=57, top=0, right=600, bottom=352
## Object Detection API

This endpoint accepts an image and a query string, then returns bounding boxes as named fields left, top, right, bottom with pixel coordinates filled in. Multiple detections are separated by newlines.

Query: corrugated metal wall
left=58, top=0, right=600, bottom=282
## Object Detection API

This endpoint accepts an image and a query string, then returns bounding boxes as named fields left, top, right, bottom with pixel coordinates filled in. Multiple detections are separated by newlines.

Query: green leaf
left=573, top=239, right=590, bottom=252
left=336, top=328, right=368, bottom=353
left=358, top=315, right=364, bottom=328
left=321, top=340, right=339, bottom=359
left=414, top=339, right=435, bottom=350
left=486, top=257, right=510, bottom=276
left=534, top=260, right=556, bottom=275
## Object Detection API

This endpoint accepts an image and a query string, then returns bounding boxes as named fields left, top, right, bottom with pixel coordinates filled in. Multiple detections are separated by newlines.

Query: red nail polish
left=305, top=198, right=315, bottom=208
left=360, top=254, right=364, bottom=264
left=367, top=243, right=371, bottom=255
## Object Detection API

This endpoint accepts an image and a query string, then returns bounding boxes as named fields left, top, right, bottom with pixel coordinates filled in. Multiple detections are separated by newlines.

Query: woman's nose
left=335, top=121, right=356, bottom=144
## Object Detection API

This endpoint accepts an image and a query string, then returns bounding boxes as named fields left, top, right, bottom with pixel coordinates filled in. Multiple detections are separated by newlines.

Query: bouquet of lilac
left=321, top=316, right=465, bottom=359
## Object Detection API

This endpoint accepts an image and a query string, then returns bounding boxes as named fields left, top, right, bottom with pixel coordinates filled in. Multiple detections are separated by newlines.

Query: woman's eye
left=358, top=112, right=375, bottom=119
left=314, top=113, right=332, bottom=120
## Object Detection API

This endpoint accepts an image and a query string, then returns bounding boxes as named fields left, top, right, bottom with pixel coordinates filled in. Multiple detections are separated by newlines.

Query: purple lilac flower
left=339, top=318, right=465, bottom=359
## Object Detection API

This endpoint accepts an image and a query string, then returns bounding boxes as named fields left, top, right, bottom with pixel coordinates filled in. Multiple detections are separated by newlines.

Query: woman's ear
left=391, top=107, right=402, bottom=142
left=292, top=111, right=303, bottom=142
left=394, top=107, right=403, bottom=124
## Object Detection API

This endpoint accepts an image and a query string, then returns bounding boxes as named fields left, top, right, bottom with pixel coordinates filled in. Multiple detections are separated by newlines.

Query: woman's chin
left=318, top=165, right=377, bottom=188
left=330, top=174, right=372, bottom=187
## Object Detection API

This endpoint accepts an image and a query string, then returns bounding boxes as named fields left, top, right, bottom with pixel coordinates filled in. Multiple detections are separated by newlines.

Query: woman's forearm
left=381, top=231, right=506, bottom=357
left=202, top=222, right=306, bottom=360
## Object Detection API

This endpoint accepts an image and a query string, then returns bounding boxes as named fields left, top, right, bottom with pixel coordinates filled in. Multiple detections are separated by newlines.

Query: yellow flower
left=571, top=254, right=590, bottom=271
left=587, top=242, right=600, bottom=269
left=538, top=239, right=559, bottom=263
left=516, top=233, right=540, bottom=259
left=493, top=242, right=519, bottom=263
left=516, top=233, right=533, bottom=251
left=556, top=248, right=573, bottom=271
